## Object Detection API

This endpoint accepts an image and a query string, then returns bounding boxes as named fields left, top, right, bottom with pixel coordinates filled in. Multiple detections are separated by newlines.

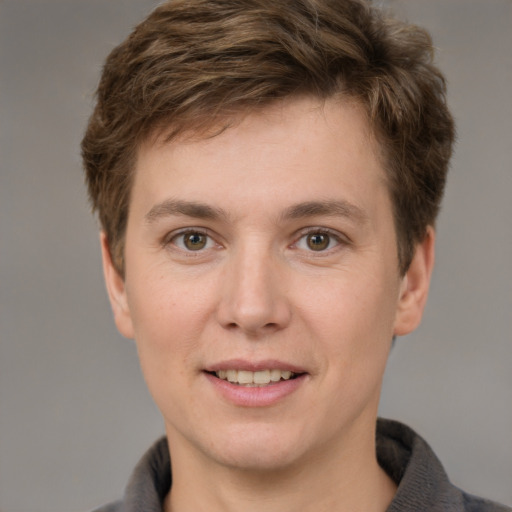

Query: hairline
left=112, top=93, right=406, bottom=277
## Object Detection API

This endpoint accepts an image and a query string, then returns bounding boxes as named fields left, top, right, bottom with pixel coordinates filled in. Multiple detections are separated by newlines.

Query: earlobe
left=100, top=232, right=135, bottom=339
left=393, top=227, right=436, bottom=337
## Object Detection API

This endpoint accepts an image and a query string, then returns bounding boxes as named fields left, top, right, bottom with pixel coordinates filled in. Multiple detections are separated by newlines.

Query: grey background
left=0, top=0, right=510, bottom=510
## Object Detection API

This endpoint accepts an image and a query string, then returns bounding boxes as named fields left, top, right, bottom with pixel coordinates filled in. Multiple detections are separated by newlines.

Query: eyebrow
left=144, top=198, right=367, bottom=225
left=281, top=200, right=368, bottom=224
left=144, top=199, right=228, bottom=223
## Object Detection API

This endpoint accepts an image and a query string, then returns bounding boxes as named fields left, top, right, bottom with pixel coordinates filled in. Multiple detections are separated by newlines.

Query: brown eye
left=183, top=232, right=208, bottom=250
left=306, top=233, right=330, bottom=251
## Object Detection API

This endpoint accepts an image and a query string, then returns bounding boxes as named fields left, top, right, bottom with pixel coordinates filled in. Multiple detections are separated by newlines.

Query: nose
left=216, top=244, right=292, bottom=337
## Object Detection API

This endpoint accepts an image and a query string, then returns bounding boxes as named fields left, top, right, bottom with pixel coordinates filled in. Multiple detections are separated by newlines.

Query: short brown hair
left=82, top=0, right=455, bottom=276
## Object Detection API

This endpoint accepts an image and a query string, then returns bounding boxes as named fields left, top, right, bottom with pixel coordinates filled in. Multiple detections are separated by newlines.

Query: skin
left=102, top=96, right=435, bottom=512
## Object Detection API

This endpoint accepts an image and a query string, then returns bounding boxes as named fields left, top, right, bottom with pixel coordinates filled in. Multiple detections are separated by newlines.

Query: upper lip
left=204, top=359, right=308, bottom=374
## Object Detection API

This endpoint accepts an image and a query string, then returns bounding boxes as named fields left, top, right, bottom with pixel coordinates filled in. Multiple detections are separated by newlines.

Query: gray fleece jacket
left=93, top=419, right=510, bottom=512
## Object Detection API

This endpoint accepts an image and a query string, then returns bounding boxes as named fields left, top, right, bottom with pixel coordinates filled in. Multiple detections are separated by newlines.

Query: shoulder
left=377, top=419, right=511, bottom=512
left=462, top=493, right=511, bottom=512
left=90, top=437, right=170, bottom=512
left=91, top=500, right=123, bottom=512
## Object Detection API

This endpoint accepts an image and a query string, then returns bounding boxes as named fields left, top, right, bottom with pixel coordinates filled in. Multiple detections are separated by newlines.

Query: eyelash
left=292, top=227, right=347, bottom=253
left=163, top=227, right=347, bottom=255
left=164, top=228, right=218, bottom=254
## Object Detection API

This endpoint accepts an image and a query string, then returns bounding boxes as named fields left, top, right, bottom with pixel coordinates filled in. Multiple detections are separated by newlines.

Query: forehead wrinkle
left=281, top=200, right=368, bottom=225
left=144, top=198, right=229, bottom=224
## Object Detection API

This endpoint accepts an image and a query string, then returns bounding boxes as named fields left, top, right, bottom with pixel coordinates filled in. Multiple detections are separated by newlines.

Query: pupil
left=308, top=233, right=329, bottom=251
left=185, top=233, right=206, bottom=250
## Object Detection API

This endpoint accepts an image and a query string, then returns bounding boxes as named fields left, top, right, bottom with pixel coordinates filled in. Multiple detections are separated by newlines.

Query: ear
left=100, top=232, right=135, bottom=339
left=393, top=226, right=436, bottom=337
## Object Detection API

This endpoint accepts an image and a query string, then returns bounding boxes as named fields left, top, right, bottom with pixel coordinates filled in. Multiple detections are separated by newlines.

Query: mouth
left=207, top=369, right=301, bottom=387
left=204, top=362, right=308, bottom=406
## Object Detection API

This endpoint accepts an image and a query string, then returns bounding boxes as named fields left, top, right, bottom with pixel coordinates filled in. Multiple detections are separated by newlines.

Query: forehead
left=131, top=96, right=388, bottom=221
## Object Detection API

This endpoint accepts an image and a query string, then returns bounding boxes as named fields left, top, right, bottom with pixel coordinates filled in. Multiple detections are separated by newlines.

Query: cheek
left=125, top=273, right=208, bottom=413
left=307, top=271, right=397, bottom=332
left=299, top=268, right=399, bottom=372
left=125, top=269, right=212, bottom=363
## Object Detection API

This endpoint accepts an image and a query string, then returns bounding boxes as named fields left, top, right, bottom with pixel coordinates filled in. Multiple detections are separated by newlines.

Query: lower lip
left=204, top=372, right=307, bottom=407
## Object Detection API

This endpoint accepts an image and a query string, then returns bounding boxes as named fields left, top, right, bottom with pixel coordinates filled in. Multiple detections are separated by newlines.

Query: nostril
left=223, top=320, right=281, bottom=337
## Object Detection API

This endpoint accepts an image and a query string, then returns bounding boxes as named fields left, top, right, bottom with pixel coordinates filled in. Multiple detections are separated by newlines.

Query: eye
left=305, top=233, right=330, bottom=251
left=171, top=230, right=214, bottom=251
left=295, top=230, right=342, bottom=252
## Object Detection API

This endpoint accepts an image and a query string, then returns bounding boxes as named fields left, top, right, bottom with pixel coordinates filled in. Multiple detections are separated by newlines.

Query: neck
left=163, top=420, right=396, bottom=512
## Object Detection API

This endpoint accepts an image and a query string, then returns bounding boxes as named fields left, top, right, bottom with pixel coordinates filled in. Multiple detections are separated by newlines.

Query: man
left=81, top=1, right=509, bottom=511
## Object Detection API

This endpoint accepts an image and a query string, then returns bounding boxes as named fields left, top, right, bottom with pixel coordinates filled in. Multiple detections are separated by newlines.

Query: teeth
left=214, top=369, right=297, bottom=386
left=269, top=369, right=281, bottom=382
left=237, top=370, right=253, bottom=384
left=253, top=370, right=270, bottom=384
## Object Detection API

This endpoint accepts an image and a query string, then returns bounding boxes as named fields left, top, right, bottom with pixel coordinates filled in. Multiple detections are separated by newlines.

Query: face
left=102, top=96, right=433, bottom=473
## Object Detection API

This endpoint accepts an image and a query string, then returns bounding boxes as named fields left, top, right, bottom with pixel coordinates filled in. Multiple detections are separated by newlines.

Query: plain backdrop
left=1, top=1, right=511, bottom=511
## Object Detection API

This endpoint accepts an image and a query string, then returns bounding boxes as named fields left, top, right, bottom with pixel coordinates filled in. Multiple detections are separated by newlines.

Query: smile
left=204, top=364, right=307, bottom=406
left=214, top=369, right=297, bottom=386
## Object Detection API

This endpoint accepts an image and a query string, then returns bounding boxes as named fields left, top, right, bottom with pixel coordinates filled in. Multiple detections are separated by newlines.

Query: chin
left=215, top=444, right=303, bottom=473
left=202, top=423, right=311, bottom=472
